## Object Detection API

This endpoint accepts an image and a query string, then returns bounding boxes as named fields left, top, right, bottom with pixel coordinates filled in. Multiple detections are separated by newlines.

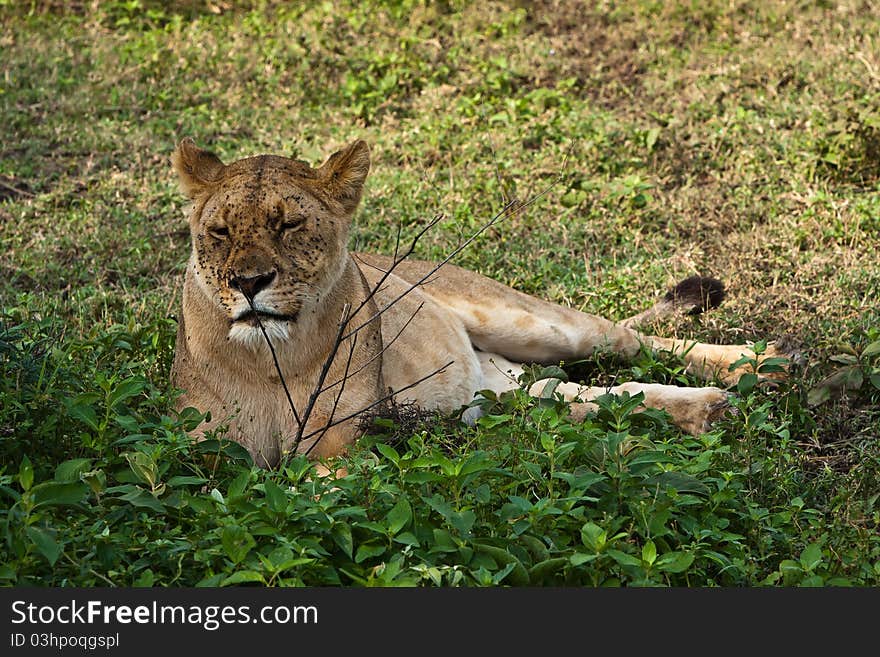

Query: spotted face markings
left=188, top=162, right=351, bottom=338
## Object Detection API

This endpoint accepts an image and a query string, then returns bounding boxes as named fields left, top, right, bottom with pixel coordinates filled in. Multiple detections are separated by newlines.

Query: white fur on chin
left=228, top=320, right=291, bottom=351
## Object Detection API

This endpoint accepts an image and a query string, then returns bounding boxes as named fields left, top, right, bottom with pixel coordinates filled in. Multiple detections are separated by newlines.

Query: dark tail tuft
left=664, top=276, right=726, bottom=314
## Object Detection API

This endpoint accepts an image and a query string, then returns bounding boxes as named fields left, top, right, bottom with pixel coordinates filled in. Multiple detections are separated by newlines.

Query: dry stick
left=346, top=213, right=444, bottom=322
left=320, top=329, right=359, bottom=447
left=302, top=360, right=454, bottom=457
left=282, top=171, right=565, bottom=462
left=319, top=300, right=425, bottom=393
left=290, top=303, right=353, bottom=454
left=342, top=197, right=525, bottom=341
left=277, top=219, right=442, bottom=465
left=244, top=292, right=302, bottom=428
left=0, top=179, right=34, bottom=198
left=285, top=216, right=443, bottom=454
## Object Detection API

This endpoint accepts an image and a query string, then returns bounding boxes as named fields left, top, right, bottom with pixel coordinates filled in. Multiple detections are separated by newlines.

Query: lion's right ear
left=171, top=138, right=226, bottom=198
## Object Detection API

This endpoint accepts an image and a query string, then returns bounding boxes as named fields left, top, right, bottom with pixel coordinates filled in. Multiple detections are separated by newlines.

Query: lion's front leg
left=529, top=379, right=732, bottom=436
left=644, top=336, right=791, bottom=386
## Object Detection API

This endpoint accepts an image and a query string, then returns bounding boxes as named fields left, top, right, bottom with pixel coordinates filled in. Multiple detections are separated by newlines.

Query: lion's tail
left=620, top=276, right=726, bottom=329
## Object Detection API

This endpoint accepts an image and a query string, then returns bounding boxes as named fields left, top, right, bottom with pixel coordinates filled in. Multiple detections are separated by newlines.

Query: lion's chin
left=228, top=318, right=293, bottom=350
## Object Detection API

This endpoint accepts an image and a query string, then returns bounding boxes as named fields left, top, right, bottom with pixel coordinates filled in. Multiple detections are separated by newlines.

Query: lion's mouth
left=232, top=310, right=299, bottom=326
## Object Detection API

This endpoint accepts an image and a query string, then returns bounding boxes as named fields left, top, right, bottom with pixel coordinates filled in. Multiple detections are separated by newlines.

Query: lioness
left=170, top=138, right=784, bottom=468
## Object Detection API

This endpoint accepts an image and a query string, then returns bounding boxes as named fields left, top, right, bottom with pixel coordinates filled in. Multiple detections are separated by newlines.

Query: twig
left=319, top=300, right=425, bottom=392
left=343, top=188, right=561, bottom=341
left=244, top=293, right=302, bottom=427
left=320, top=330, right=358, bottom=447
left=290, top=303, right=352, bottom=453
left=0, top=179, right=34, bottom=198
left=302, top=360, right=454, bottom=456
left=262, top=163, right=567, bottom=461
left=346, top=214, right=444, bottom=322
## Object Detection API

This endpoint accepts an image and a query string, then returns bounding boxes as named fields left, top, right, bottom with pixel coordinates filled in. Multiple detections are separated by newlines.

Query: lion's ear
left=171, top=138, right=226, bottom=198
left=318, top=140, right=370, bottom=213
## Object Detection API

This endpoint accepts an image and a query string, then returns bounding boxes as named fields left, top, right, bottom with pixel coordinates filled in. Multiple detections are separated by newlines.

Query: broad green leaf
left=642, top=540, right=657, bottom=566
left=491, top=562, right=517, bottom=585
left=737, top=372, right=758, bottom=396
left=552, top=470, right=606, bottom=491
left=393, top=532, right=420, bottom=547
left=606, top=549, right=642, bottom=568
left=30, top=481, right=88, bottom=508
left=862, top=340, right=880, bottom=357
left=81, top=470, right=106, bottom=497
left=473, top=543, right=529, bottom=586
left=757, top=357, right=790, bottom=373
left=800, top=543, right=823, bottom=571
left=26, top=526, right=62, bottom=566
left=262, top=546, right=294, bottom=571
left=221, top=570, right=266, bottom=586
left=166, top=476, right=208, bottom=487
left=385, top=499, right=412, bottom=535
left=655, top=551, right=695, bottom=574
left=196, top=439, right=253, bottom=465
left=355, top=543, right=387, bottom=563
left=528, top=558, right=568, bottom=583
left=644, top=471, right=710, bottom=495
left=331, top=523, right=353, bottom=558
left=124, top=451, right=158, bottom=488
left=221, top=525, right=256, bottom=564
left=477, top=414, right=512, bottom=429
left=54, top=458, right=93, bottom=483
left=262, top=478, right=288, bottom=513
left=107, top=376, right=146, bottom=409
left=536, top=377, right=562, bottom=399
left=133, top=570, right=154, bottom=587
left=227, top=470, right=252, bottom=498
left=570, top=552, right=599, bottom=566
left=581, top=522, right=606, bottom=552
left=458, top=452, right=497, bottom=476
left=374, top=443, right=400, bottom=465
left=449, top=510, right=476, bottom=536
left=19, top=455, right=33, bottom=492
left=66, top=392, right=102, bottom=431
left=117, top=486, right=165, bottom=513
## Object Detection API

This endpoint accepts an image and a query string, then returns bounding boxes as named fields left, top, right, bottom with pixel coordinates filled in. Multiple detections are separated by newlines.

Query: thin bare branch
left=302, top=360, right=454, bottom=457
left=319, top=300, right=425, bottom=393
left=315, top=330, right=358, bottom=448
left=346, top=213, right=444, bottom=322
left=244, top=293, right=302, bottom=427
left=342, top=197, right=530, bottom=340
left=259, top=163, right=566, bottom=463
left=292, top=302, right=352, bottom=453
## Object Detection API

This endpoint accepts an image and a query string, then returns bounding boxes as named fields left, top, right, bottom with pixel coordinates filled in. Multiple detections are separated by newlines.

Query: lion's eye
left=208, top=225, right=229, bottom=239
left=281, top=217, right=306, bottom=232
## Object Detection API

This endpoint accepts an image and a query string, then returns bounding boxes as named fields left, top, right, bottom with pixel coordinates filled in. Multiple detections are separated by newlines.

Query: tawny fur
left=170, top=139, right=787, bottom=468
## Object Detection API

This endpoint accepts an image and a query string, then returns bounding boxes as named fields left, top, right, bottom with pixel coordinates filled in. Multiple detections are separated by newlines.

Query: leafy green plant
left=808, top=330, right=880, bottom=407
left=1, top=0, right=879, bottom=588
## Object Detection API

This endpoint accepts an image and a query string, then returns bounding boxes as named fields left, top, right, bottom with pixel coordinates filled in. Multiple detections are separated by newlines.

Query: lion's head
left=171, top=138, right=370, bottom=349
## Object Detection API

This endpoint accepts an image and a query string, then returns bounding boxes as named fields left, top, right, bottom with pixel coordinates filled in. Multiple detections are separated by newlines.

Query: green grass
left=1, top=0, right=878, bottom=586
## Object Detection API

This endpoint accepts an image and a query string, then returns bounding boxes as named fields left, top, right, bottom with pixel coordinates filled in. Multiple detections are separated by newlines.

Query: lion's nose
left=230, top=271, right=276, bottom=299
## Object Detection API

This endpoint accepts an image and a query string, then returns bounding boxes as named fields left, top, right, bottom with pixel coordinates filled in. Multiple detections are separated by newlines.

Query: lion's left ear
left=318, top=140, right=371, bottom=213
